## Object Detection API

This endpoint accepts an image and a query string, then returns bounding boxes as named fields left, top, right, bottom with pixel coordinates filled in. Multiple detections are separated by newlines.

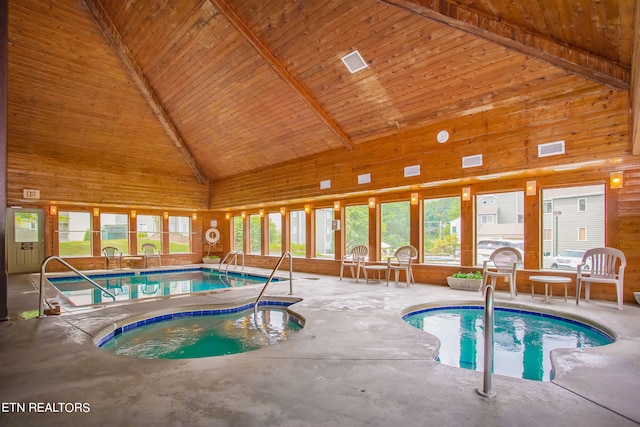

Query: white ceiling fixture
left=341, top=50, right=368, bottom=74
left=436, top=130, right=449, bottom=143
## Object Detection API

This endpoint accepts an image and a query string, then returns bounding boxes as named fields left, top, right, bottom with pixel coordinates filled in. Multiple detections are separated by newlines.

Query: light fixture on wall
left=241, top=211, right=246, bottom=219
left=192, top=212, right=198, bottom=221
left=526, top=180, right=537, bottom=196
left=280, top=207, right=286, bottom=216
left=130, top=210, right=136, bottom=219
left=610, top=171, right=624, bottom=189
left=93, top=208, right=100, bottom=216
left=304, top=205, right=311, bottom=214
left=225, top=212, right=231, bottom=220
left=49, top=205, right=57, bottom=215
left=368, top=197, right=376, bottom=209
left=410, top=193, right=419, bottom=205
left=259, top=209, right=265, bottom=217
left=462, top=187, right=471, bottom=201
left=163, top=211, right=169, bottom=220
left=333, top=201, right=340, bottom=211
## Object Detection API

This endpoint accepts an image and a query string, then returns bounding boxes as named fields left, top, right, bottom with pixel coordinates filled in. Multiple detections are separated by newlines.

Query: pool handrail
left=219, top=250, right=244, bottom=273
left=477, top=283, right=496, bottom=398
left=38, top=256, right=117, bottom=318
left=254, top=251, right=293, bottom=318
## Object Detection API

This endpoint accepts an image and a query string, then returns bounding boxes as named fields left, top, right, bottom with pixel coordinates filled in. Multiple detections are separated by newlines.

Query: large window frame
left=58, top=211, right=92, bottom=257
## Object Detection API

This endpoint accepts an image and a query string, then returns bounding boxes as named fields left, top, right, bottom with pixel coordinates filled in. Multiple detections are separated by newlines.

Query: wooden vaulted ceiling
left=8, top=0, right=639, bottom=188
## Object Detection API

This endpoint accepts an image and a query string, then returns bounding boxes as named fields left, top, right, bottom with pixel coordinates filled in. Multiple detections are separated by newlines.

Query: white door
left=7, top=208, right=46, bottom=273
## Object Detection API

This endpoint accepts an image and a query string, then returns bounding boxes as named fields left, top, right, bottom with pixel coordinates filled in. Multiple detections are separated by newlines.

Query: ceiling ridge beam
left=209, top=0, right=354, bottom=151
left=83, top=0, right=209, bottom=184
left=380, top=0, right=630, bottom=90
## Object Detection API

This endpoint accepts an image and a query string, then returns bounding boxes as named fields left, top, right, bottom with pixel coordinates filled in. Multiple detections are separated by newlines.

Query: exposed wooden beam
left=83, top=0, right=209, bottom=184
left=380, top=0, right=630, bottom=90
left=631, top=0, right=640, bottom=155
left=209, top=0, right=354, bottom=151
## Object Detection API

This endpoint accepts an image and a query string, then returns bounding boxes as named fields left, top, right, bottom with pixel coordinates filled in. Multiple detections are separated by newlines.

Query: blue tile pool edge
left=401, top=303, right=616, bottom=343
left=94, top=299, right=304, bottom=348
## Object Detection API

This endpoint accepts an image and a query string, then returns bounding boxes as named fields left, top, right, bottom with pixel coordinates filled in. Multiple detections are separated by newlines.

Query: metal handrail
left=38, top=256, right=116, bottom=317
left=219, top=251, right=244, bottom=273
left=254, top=251, right=293, bottom=318
left=477, top=284, right=496, bottom=398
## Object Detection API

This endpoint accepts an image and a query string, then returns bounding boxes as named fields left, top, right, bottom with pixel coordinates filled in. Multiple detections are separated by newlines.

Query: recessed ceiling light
left=341, top=50, right=368, bottom=74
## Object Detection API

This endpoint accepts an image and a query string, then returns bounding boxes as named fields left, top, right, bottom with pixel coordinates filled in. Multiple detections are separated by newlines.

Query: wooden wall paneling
left=523, top=184, right=540, bottom=270
left=459, top=188, right=474, bottom=267
left=261, top=214, right=269, bottom=256
left=92, top=212, right=101, bottom=257
left=162, top=215, right=170, bottom=255
left=129, top=215, right=137, bottom=255
left=410, top=199, right=421, bottom=261
left=334, top=206, right=344, bottom=261
left=369, top=201, right=380, bottom=262
left=306, top=209, right=314, bottom=258
left=281, top=211, right=290, bottom=257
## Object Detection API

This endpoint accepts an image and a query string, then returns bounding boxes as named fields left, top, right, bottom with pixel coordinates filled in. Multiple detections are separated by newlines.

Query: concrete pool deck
left=1, top=267, right=639, bottom=426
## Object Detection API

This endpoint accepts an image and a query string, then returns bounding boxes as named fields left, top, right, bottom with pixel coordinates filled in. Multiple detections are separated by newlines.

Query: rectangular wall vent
left=358, top=173, right=371, bottom=185
left=462, top=154, right=483, bottom=168
left=341, top=50, right=368, bottom=74
left=320, top=179, right=331, bottom=190
left=538, top=140, right=565, bottom=157
left=404, top=165, right=420, bottom=177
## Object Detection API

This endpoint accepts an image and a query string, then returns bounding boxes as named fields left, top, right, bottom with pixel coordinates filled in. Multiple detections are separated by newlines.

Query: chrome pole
left=477, top=284, right=496, bottom=398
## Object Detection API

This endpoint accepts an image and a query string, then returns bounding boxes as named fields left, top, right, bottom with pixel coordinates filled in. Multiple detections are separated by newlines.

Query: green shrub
left=452, top=271, right=482, bottom=280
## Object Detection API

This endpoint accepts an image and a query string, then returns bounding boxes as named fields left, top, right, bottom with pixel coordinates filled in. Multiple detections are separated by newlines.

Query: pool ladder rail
left=218, top=250, right=245, bottom=274
left=38, top=256, right=117, bottom=318
left=477, top=283, right=496, bottom=398
left=254, top=251, right=293, bottom=319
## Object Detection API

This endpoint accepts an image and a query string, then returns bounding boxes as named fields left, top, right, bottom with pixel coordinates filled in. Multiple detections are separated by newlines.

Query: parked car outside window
left=550, top=249, right=588, bottom=270
left=476, top=239, right=524, bottom=264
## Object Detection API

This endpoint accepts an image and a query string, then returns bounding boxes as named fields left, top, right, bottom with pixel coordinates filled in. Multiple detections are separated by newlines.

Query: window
left=476, top=191, right=524, bottom=266
left=542, top=184, right=604, bottom=269
left=268, top=212, right=282, bottom=255
left=14, top=212, right=38, bottom=243
left=233, top=216, right=244, bottom=252
left=345, top=205, right=368, bottom=252
left=101, top=213, right=129, bottom=254
left=289, top=210, right=306, bottom=257
left=578, top=227, right=587, bottom=241
left=423, top=197, right=460, bottom=265
left=381, top=201, right=410, bottom=257
left=249, top=214, right=261, bottom=254
left=578, top=198, right=587, bottom=212
left=542, top=201, right=552, bottom=214
left=315, top=208, right=334, bottom=258
left=137, top=215, right=161, bottom=253
left=58, top=211, right=92, bottom=257
left=168, top=216, right=191, bottom=253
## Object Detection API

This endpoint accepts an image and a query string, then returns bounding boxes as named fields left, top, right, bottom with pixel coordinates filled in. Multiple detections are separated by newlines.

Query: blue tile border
left=95, top=300, right=299, bottom=348
left=402, top=305, right=614, bottom=343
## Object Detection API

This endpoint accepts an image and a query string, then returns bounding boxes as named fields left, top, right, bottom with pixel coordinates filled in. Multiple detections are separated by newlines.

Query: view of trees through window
left=233, top=216, right=244, bottom=252
left=268, top=212, right=282, bottom=255
left=345, top=205, right=368, bottom=253
left=249, top=214, right=261, bottom=254
left=423, top=197, right=460, bottom=265
left=381, top=201, right=410, bottom=257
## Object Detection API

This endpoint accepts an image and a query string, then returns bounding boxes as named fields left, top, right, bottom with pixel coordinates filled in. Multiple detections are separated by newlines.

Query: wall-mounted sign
left=23, top=189, right=40, bottom=199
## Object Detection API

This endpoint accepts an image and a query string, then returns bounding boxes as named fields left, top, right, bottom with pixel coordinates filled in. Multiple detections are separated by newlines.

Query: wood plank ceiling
left=8, top=0, right=638, bottom=186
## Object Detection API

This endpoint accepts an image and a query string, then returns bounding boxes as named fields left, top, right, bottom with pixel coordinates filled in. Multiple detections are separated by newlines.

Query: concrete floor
left=1, top=267, right=639, bottom=427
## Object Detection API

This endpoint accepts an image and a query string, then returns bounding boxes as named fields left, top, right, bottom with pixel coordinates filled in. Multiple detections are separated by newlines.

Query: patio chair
left=386, top=245, right=418, bottom=287
left=102, top=246, right=123, bottom=270
left=141, top=243, right=162, bottom=268
left=576, top=247, right=626, bottom=310
left=340, top=245, right=368, bottom=282
left=482, top=247, right=521, bottom=298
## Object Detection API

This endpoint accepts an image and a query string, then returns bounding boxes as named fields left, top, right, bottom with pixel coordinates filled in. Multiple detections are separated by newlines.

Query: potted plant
left=202, top=255, right=220, bottom=264
left=447, top=271, right=483, bottom=291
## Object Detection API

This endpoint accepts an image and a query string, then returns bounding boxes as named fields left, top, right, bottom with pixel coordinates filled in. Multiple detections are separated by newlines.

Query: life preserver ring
left=205, top=228, right=220, bottom=244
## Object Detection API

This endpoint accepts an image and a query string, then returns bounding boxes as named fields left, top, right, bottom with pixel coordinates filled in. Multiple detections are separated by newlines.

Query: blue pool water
left=98, top=302, right=303, bottom=359
left=49, top=268, right=276, bottom=306
left=403, top=306, right=614, bottom=381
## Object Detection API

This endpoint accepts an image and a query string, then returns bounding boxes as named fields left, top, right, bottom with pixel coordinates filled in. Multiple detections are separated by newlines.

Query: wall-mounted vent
left=358, top=173, right=371, bottom=185
left=341, top=50, right=368, bottom=74
left=462, top=154, right=483, bottom=168
left=538, top=140, right=565, bottom=157
left=320, top=179, right=331, bottom=190
left=404, top=165, right=420, bottom=177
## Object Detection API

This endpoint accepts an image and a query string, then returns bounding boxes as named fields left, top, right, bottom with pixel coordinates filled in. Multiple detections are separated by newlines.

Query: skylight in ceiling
left=341, top=50, right=368, bottom=73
